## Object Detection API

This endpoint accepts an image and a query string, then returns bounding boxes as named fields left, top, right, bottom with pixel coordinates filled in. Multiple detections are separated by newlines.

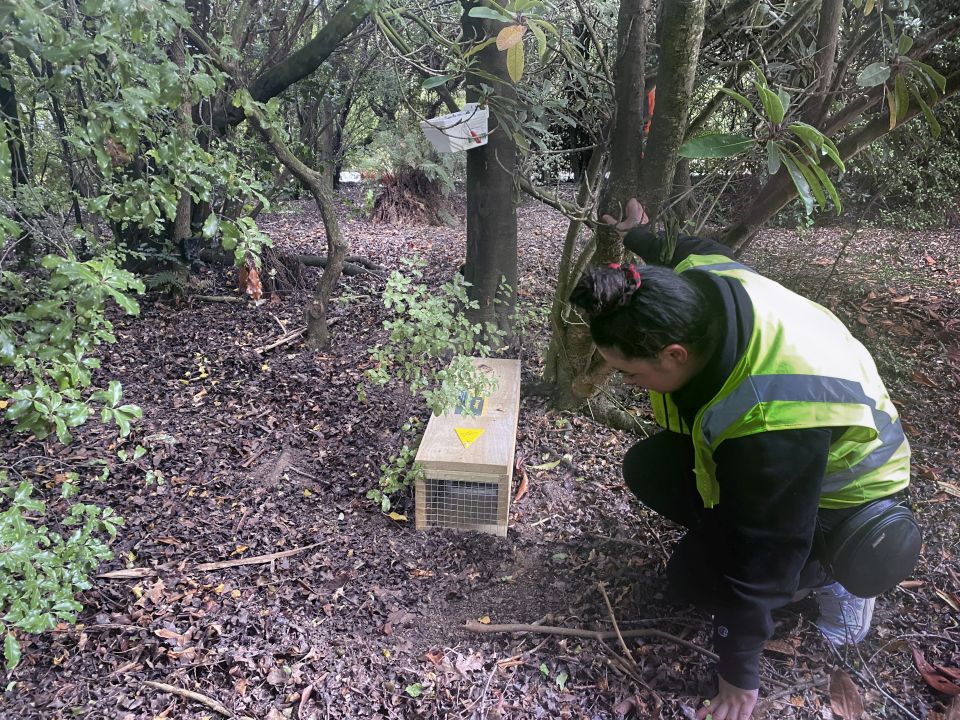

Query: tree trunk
left=214, top=0, right=375, bottom=131
left=544, top=0, right=648, bottom=409
left=802, top=0, right=844, bottom=126
left=1, top=51, right=33, bottom=262
left=639, top=0, right=707, bottom=253
left=461, top=2, right=518, bottom=343
left=244, top=103, right=348, bottom=350
left=172, top=34, right=193, bottom=244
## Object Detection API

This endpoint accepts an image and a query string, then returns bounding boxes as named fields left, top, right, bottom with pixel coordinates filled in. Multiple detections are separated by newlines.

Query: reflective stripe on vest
left=698, top=373, right=908, bottom=494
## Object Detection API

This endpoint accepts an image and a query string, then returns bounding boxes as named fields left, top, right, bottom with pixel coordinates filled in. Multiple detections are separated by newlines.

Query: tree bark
left=461, top=2, right=518, bottom=343
left=214, top=0, right=376, bottom=131
left=545, top=0, right=648, bottom=409
left=1, top=51, right=33, bottom=262
left=639, top=0, right=707, bottom=244
left=802, top=0, right=844, bottom=126
left=243, top=103, right=348, bottom=350
left=172, top=34, right=193, bottom=243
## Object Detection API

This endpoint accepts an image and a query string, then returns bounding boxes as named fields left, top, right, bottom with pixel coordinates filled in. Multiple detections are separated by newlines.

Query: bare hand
left=600, top=197, right=649, bottom=239
left=695, top=676, right=759, bottom=720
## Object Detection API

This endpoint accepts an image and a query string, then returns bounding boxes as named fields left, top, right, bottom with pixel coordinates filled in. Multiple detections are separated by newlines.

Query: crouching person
left=570, top=200, right=921, bottom=720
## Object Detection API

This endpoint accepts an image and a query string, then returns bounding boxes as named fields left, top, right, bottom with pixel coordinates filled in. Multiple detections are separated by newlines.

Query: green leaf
left=777, top=89, right=791, bottom=116
left=467, top=6, right=513, bottom=22
left=539, top=663, right=549, bottom=677
left=201, top=213, right=220, bottom=239
left=807, top=159, right=842, bottom=213
left=718, top=88, right=757, bottom=116
left=755, top=83, right=785, bottom=124
left=528, top=20, right=547, bottom=59
left=894, top=75, right=910, bottom=120
left=856, top=62, right=891, bottom=88
left=556, top=671, right=568, bottom=690
left=909, top=84, right=941, bottom=140
left=897, top=34, right=914, bottom=55
left=781, top=153, right=815, bottom=215
left=4, top=633, right=20, bottom=670
left=506, top=42, right=524, bottom=83
left=678, top=133, right=755, bottom=159
left=910, top=60, right=947, bottom=94
left=766, top=142, right=782, bottom=175
left=405, top=683, right=423, bottom=698
left=819, top=136, right=845, bottom=173
left=795, top=152, right=827, bottom=209
left=422, top=74, right=455, bottom=90
left=788, top=122, right=825, bottom=154
left=463, top=36, right=497, bottom=59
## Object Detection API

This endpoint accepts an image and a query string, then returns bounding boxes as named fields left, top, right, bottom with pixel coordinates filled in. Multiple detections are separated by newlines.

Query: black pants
left=622, top=430, right=858, bottom=604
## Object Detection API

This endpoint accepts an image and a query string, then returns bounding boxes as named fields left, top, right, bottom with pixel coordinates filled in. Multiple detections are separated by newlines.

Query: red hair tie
left=609, top=262, right=641, bottom=289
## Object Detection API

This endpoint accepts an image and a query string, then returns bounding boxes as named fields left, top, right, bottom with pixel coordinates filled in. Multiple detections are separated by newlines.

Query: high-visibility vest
left=648, top=254, right=911, bottom=509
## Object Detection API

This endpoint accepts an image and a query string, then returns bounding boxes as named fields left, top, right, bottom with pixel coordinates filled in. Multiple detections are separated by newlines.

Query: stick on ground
left=464, top=621, right=719, bottom=662
left=144, top=680, right=249, bottom=719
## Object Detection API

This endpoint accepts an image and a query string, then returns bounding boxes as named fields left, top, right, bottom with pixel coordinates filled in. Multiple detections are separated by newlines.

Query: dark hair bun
left=570, top=266, right=634, bottom=315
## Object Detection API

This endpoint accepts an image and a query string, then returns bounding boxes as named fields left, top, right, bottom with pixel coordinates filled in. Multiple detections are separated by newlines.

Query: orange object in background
left=643, top=86, right=656, bottom=136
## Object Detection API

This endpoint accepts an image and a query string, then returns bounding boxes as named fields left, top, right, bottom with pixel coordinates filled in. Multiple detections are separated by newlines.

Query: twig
left=599, top=582, right=636, bottom=665
left=254, top=327, right=306, bottom=354
left=463, top=621, right=718, bottom=662
left=195, top=543, right=321, bottom=571
left=143, top=680, right=244, bottom=718
left=760, top=674, right=828, bottom=705
left=193, top=295, right=245, bottom=303
left=97, top=568, right=158, bottom=580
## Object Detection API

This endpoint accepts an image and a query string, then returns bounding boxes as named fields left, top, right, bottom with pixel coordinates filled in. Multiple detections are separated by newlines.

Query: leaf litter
left=1, top=189, right=958, bottom=719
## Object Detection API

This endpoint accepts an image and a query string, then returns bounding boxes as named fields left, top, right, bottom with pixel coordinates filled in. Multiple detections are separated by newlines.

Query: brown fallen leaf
left=936, top=588, right=960, bottom=613
left=830, top=669, right=864, bottom=719
left=912, top=646, right=960, bottom=695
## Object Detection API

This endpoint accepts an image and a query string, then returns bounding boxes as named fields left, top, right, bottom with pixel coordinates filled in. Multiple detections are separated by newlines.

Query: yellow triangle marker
left=455, top=427, right=485, bottom=449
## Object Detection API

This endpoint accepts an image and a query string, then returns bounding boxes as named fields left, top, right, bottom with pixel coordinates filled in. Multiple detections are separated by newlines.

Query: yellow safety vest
left=648, top=254, right=910, bottom=509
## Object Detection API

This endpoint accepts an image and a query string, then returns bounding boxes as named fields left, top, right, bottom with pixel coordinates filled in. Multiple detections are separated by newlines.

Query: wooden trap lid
left=415, top=358, right=521, bottom=478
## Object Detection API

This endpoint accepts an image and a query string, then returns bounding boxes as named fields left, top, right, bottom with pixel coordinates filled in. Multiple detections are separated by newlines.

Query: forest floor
left=2, top=189, right=959, bottom=720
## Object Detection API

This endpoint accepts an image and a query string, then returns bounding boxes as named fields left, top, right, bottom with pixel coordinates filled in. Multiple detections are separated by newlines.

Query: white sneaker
left=813, top=582, right=875, bottom=645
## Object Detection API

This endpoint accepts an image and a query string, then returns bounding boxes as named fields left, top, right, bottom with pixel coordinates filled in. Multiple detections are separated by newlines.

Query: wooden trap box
left=415, top=358, right=521, bottom=537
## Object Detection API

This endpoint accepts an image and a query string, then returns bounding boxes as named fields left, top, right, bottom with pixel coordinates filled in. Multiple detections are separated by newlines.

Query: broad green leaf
left=856, top=62, right=891, bottom=88
left=895, top=75, right=910, bottom=120
left=755, top=83, right=785, bottom=124
left=777, top=89, right=791, bottom=116
left=909, top=84, right=941, bottom=140
left=678, top=133, right=755, bottom=159
left=462, top=37, right=496, bottom=60
left=467, top=6, right=513, bottom=22
left=527, top=18, right=559, bottom=36
left=405, top=683, right=423, bottom=698
left=897, top=34, right=914, bottom=55
left=718, top=88, right=758, bottom=116
left=766, top=142, right=782, bottom=175
left=528, top=21, right=547, bottom=59
left=781, top=154, right=815, bottom=215
left=793, top=152, right=826, bottom=209
left=910, top=60, right=947, bottom=94
left=506, top=42, right=524, bottom=83
left=4, top=633, right=20, bottom=670
left=820, top=137, right=845, bottom=173
left=788, top=122, right=825, bottom=154
left=807, top=159, right=842, bottom=213
left=201, top=212, right=220, bottom=239
left=422, top=74, right=455, bottom=90
left=864, top=0, right=875, bottom=15
left=496, top=25, right=526, bottom=51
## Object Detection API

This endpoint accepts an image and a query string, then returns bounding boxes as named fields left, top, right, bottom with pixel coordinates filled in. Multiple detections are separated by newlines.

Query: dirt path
left=2, top=196, right=958, bottom=719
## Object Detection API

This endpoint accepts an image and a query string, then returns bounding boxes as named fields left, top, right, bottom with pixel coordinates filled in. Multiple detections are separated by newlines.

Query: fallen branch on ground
left=296, top=254, right=384, bottom=277
left=193, top=295, right=245, bottom=303
left=195, top=543, right=321, bottom=571
left=144, top=680, right=251, bottom=719
left=464, top=621, right=719, bottom=662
